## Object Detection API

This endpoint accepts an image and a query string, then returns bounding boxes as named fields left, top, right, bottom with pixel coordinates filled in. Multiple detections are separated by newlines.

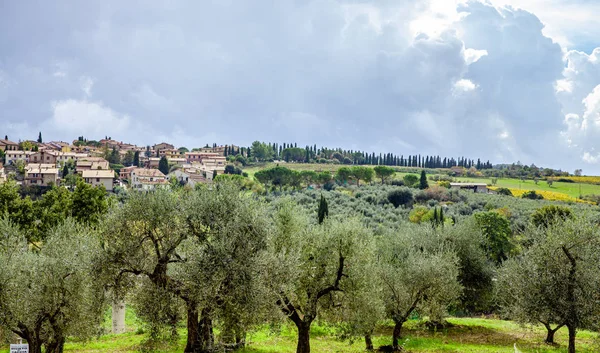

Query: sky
left=1, top=1, right=600, bottom=173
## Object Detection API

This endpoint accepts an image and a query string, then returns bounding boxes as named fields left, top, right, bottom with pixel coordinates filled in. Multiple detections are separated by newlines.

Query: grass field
left=2, top=317, right=597, bottom=353
left=243, top=163, right=600, bottom=201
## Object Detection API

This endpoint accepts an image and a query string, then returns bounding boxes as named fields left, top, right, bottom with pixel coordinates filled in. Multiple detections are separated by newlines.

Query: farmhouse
left=450, top=183, right=488, bottom=193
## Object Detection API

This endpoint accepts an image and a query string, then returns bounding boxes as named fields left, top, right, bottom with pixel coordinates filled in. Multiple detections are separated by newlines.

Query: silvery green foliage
left=100, top=183, right=271, bottom=351
left=0, top=218, right=105, bottom=353
left=266, top=201, right=376, bottom=353
left=377, top=223, right=462, bottom=348
left=496, top=218, right=600, bottom=348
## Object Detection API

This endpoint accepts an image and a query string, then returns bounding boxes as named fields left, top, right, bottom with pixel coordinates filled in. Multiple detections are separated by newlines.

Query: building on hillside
left=82, top=169, right=115, bottom=191
left=184, top=152, right=226, bottom=164
left=5, top=151, right=34, bottom=165
left=45, top=141, right=72, bottom=152
left=159, top=149, right=181, bottom=158
left=0, top=138, right=19, bottom=151
left=449, top=183, right=488, bottom=193
left=119, top=166, right=137, bottom=181
left=197, top=145, right=238, bottom=156
left=168, top=169, right=207, bottom=188
left=130, top=168, right=168, bottom=190
left=76, top=158, right=110, bottom=174
left=24, top=167, right=59, bottom=186
left=147, top=157, right=161, bottom=169
left=170, top=158, right=187, bottom=167
left=26, top=164, right=56, bottom=172
left=153, top=142, right=174, bottom=152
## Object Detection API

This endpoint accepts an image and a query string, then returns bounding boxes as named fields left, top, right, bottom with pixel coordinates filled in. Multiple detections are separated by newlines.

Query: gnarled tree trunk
left=184, top=302, right=201, bottom=353
left=199, top=307, right=214, bottom=353
left=365, top=331, right=374, bottom=351
left=541, top=322, right=563, bottom=344
left=295, top=321, right=311, bottom=353
left=392, top=319, right=405, bottom=351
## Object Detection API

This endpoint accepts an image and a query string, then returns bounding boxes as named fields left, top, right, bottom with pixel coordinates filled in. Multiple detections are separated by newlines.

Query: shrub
left=390, top=180, right=405, bottom=187
left=403, top=174, right=419, bottom=188
left=496, top=188, right=513, bottom=196
left=556, top=178, right=575, bottom=183
left=531, top=205, right=574, bottom=228
left=409, top=206, right=429, bottom=223
left=521, top=190, right=543, bottom=200
left=438, top=181, right=451, bottom=188
left=387, top=188, right=413, bottom=208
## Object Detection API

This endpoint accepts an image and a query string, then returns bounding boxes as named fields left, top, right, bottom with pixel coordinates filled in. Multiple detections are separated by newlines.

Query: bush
left=556, top=178, right=575, bottom=183
left=390, top=180, right=405, bottom=186
left=387, top=188, right=413, bottom=208
left=403, top=174, right=419, bottom=188
left=414, top=185, right=450, bottom=203
left=438, top=181, right=451, bottom=188
left=531, top=205, right=574, bottom=228
left=495, top=188, right=513, bottom=196
left=521, top=190, right=543, bottom=200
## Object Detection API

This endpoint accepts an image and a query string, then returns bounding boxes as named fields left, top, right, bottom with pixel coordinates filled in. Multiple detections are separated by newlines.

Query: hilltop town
left=0, top=135, right=230, bottom=191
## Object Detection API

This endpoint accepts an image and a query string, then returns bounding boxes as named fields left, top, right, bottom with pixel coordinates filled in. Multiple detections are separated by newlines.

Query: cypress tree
left=318, top=194, right=329, bottom=224
left=62, top=164, right=69, bottom=177
left=419, top=169, right=428, bottom=190
left=133, top=151, right=140, bottom=167
left=439, top=207, right=444, bottom=227
left=37, top=132, right=43, bottom=143
left=432, top=207, right=438, bottom=228
left=158, top=156, right=170, bottom=175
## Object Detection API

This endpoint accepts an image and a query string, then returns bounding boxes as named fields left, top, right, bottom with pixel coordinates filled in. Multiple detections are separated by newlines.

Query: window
left=96, top=178, right=100, bottom=182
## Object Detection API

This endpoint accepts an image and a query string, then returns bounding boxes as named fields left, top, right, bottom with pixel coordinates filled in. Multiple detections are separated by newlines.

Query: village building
left=153, top=142, right=175, bottom=152
left=24, top=167, right=59, bottom=186
left=82, top=169, right=115, bottom=191
left=119, top=166, right=137, bottom=181
left=184, top=152, right=226, bottom=164
left=76, top=158, right=110, bottom=174
left=0, top=138, right=19, bottom=151
left=4, top=151, right=34, bottom=165
left=130, top=168, right=168, bottom=190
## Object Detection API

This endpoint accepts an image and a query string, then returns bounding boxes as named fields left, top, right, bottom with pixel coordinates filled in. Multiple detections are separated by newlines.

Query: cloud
left=1, top=0, right=600, bottom=171
left=44, top=99, right=130, bottom=138
left=454, top=79, right=477, bottom=92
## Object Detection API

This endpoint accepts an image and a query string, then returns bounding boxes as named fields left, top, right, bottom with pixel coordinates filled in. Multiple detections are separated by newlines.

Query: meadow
left=244, top=163, right=600, bottom=201
left=2, top=315, right=597, bottom=353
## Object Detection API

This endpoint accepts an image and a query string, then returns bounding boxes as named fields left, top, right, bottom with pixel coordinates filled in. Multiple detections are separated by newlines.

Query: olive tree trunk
left=541, top=322, right=563, bottom=344
left=365, top=331, right=374, bottom=351
left=567, top=325, right=576, bottom=353
left=295, top=321, right=311, bottom=353
left=184, top=302, right=201, bottom=353
left=392, top=319, right=405, bottom=350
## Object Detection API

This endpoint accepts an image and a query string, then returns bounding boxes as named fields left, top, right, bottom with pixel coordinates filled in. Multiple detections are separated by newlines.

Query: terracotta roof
left=82, top=170, right=115, bottom=178
left=132, top=168, right=166, bottom=177
left=0, top=139, right=18, bottom=146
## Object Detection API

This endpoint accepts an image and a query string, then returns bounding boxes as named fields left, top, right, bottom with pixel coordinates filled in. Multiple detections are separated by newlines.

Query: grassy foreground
left=2, top=317, right=598, bottom=352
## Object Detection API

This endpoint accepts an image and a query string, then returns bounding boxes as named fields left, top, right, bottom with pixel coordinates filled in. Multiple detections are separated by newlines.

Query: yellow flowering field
left=489, top=187, right=595, bottom=205
left=560, top=176, right=600, bottom=185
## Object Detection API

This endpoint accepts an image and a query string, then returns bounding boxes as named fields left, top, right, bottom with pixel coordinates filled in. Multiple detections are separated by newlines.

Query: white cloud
left=44, top=99, right=130, bottom=138
left=453, top=79, right=477, bottom=92
left=463, top=48, right=488, bottom=65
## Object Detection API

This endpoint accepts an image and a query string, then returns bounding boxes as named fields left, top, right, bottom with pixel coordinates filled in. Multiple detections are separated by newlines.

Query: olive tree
left=100, top=183, right=270, bottom=353
left=496, top=219, right=600, bottom=352
left=0, top=218, right=105, bottom=353
left=378, top=225, right=462, bottom=350
left=267, top=202, right=375, bottom=353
